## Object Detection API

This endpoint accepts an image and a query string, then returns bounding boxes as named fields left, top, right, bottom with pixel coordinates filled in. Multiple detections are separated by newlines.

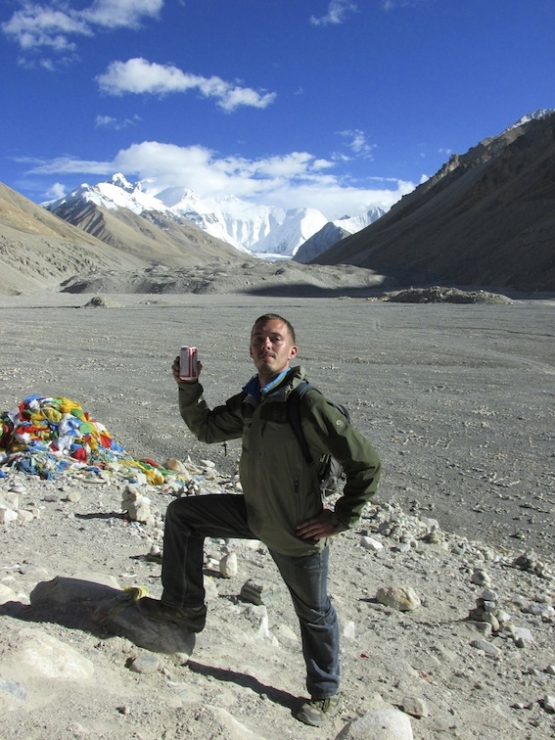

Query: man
left=138, top=314, right=381, bottom=726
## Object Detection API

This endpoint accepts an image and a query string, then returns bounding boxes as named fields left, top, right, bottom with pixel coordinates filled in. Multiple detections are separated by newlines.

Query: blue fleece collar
left=242, top=368, right=291, bottom=402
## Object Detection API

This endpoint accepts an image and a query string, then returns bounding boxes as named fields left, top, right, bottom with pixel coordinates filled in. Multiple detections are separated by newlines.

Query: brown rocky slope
left=0, top=183, right=245, bottom=296
left=314, top=112, right=555, bottom=292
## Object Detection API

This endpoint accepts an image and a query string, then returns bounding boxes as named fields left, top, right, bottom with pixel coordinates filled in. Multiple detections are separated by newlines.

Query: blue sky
left=1, top=0, right=554, bottom=220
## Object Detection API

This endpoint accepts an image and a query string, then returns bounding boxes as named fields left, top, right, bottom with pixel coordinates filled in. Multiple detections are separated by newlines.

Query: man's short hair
left=251, top=314, right=296, bottom=344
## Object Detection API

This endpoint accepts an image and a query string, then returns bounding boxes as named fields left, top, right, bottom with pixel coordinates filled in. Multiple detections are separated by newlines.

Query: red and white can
left=179, top=346, right=198, bottom=379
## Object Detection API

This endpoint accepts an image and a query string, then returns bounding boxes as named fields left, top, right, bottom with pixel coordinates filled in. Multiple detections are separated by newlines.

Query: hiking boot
left=296, top=695, right=340, bottom=726
left=136, top=597, right=206, bottom=633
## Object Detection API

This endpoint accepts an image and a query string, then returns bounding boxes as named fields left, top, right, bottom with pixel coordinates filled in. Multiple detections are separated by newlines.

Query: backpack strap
left=287, top=380, right=316, bottom=465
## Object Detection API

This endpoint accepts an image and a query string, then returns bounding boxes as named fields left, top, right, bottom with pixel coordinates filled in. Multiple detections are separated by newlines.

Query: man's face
left=249, top=319, right=298, bottom=381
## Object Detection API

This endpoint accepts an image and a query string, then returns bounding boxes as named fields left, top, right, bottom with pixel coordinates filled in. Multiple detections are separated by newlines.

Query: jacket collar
left=243, top=365, right=306, bottom=406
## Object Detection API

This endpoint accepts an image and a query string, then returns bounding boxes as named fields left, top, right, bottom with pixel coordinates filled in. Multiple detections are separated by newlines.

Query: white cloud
left=80, top=0, right=163, bottom=28
left=44, top=181, right=66, bottom=200
left=337, top=129, right=376, bottom=159
left=26, top=140, right=415, bottom=220
left=1, top=0, right=162, bottom=54
left=95, top=113, right=140, bottom=130
left=310, top=1, right=358, bottom=27
left=382, top=1, right=425, bottom=10
left=96, top=58, right=276, bottom=111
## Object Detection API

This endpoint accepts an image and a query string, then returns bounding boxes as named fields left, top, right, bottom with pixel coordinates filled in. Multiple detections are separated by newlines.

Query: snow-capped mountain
left=154, top=186, right=329, bottom=256
left=45, top=174, right=383, bottom=258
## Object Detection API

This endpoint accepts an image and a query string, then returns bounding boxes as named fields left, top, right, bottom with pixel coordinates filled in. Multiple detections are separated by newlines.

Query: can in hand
left=179, top=346, right=198, bottom=379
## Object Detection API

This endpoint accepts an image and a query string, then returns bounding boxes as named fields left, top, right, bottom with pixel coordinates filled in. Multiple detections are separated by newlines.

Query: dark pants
left=161, top=494, right=340, bottom=698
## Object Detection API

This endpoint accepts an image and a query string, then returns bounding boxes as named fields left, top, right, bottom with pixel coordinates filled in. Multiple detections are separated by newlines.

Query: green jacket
left=178, top=365, right=381, bottom=556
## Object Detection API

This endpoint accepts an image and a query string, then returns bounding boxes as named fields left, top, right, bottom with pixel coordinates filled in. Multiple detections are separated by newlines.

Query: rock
left=219, top=551, right=238, bottom=578
left=0, top=583, right=18, bottom=604
left=402, top=696, right=429, bottom=718
left=240, top=578, right=282, bottom=606
left=129, top=653, right=161, bottom=674
left=93, top=595, right=196, bottom=656
left=471, top=621, right=493, bottom=637
left=165, top=458, right=188, bottom=474
left=83, top=295, right=121, bottom=308
left=513, top=627, right=534, bottom=647
left=361, top=536, right=384, bottom=551
left=471, top=568, right=491, bottom=587
left=11, top=628, right=94, bottom=680
left=343, top=620, right=356, bottom=639
left=30, top=575, right=122, bottom=605
left=526, top=603, right=555, bottom=619
left=470, top=638, right=502, bottom=658
left=0, top=507, right=18, bottom=524
left=335, top=707, right=414, bottom=739
left=375, top=585, right=421, bottom=611
left=481, top=588, right=498, bottom=601
left=543, top=695, right=555, bottom=714
left=16, top=509, right=35, bottom=523
left=121, top=486, right=152, bottom=523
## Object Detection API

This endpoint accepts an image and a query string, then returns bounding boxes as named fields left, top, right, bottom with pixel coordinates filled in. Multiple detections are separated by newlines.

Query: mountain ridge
left=45, top=175, right=385, bottom=259
left=313, top=110, right=555, bottom=291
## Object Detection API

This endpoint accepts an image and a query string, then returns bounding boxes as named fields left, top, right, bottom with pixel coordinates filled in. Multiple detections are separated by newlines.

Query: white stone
left=0, top=507, right=18, bottom=524
left=343, top=620, right=356, bottom=639
left=376, top=585, right=421, bottom=611
left=14, top=628, right=94, bottom=680
left=513, top=627, right=534, bottom=647
left=360, top=536, right=384, bottom=552
left=335, top=707, right=414, bottom=739
left=129, top=653, right=161, bottom=674
left=470, top=638, right=502, bottom=658
left=16, top=509, right=35, bottom=523
left=0, top=583, right=18, bottom=605
left=402, top=696, right=429, bottom=718
left=219, top=552, right=238, bottom=578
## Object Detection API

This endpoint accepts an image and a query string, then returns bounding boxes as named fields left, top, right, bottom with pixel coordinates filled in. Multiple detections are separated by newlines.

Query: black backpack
left=287, top=381, right=350, bottom=496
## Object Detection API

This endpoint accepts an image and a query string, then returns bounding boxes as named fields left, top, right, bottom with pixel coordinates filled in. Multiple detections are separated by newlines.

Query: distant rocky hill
left=49, top=196, right=245, bottom=266
left=293, top=207, right=385, bottom=263
left=0, top=183, right=244, bottom=296
left=314, top=111, right=555, bottom=292
left=293, top=222, right=351, bottom=263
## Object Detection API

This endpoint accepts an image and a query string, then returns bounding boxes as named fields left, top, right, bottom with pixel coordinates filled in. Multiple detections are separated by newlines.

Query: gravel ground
left=1, top=291, right=554, bottom=740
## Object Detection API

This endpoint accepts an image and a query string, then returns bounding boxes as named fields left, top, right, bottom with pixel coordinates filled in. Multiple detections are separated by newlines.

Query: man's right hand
left=172, top=355, right=202, bottom=384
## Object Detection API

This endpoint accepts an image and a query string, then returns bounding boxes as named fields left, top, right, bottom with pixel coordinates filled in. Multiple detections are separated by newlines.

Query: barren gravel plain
left=1, top=292, right=553, bottom=559
left=1, top=290, right=555, bottom=740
